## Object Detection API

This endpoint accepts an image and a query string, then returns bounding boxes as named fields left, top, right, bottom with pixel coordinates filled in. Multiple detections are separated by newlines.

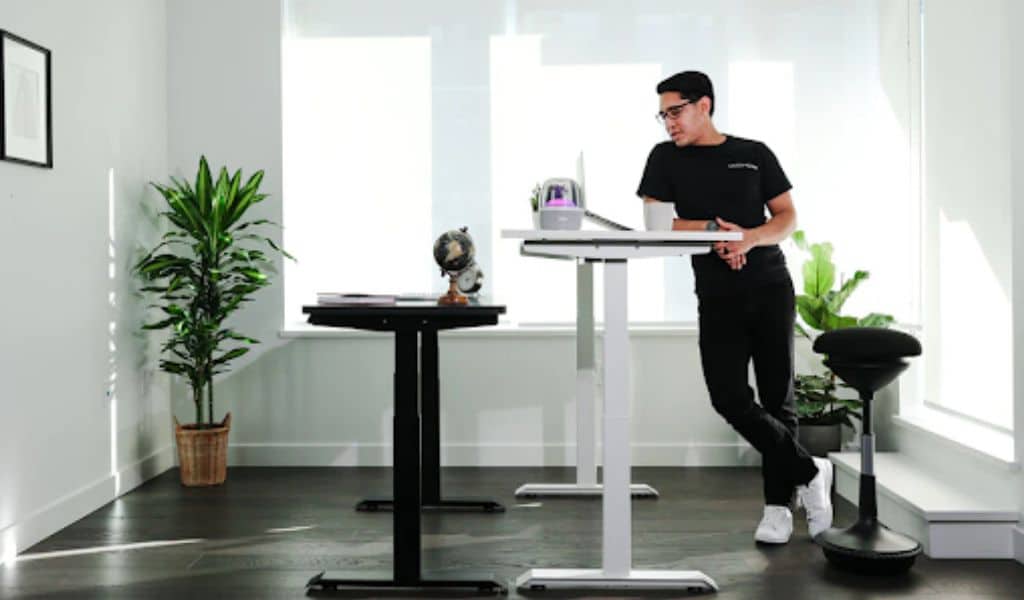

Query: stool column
left=857, top=390, right=877, bottom=524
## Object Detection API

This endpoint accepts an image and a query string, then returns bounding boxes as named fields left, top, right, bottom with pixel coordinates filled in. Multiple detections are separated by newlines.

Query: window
left=283, top=0, right=916, bottom=329
left=911, top=0, right=1012, bottom=430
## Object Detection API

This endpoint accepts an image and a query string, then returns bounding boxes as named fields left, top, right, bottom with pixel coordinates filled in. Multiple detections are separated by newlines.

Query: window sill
left=894, top=407, right=1017, bottom=469
left=280, top=319, right=700, bottom=339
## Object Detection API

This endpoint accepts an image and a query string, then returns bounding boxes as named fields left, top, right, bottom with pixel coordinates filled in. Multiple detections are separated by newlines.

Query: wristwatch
left=705, top=220, right=720, bottom=231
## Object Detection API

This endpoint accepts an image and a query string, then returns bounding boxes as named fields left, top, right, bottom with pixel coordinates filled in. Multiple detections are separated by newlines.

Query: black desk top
left=303, top=300, right=506, bottom=332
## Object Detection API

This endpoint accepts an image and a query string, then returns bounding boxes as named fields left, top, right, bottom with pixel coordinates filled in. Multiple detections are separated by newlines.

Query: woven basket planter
left=174, top=413, right=231, bottom=486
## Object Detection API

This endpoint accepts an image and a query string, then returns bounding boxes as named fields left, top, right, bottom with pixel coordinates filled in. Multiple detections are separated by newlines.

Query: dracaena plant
left=134, top=156, right=292, bottom=429
left=791, top=230, right=894, bottom=426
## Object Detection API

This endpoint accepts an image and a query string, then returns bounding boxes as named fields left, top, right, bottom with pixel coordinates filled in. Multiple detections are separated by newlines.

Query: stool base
left=817, top=519, right=921, bottom=575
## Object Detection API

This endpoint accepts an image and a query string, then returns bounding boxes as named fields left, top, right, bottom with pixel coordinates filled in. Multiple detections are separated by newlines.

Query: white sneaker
left=754, top=505, right=793, bottom=544
left=796, top=456, right=834, bottom=538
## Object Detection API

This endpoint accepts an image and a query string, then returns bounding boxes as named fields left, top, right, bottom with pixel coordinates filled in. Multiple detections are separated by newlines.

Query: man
left=636, top=71, right=832, bottom=544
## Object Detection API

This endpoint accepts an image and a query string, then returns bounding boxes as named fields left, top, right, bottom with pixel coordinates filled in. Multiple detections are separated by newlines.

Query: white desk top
left=501, top=229, right=741, bottom=242
left=501, top=229, right=741, bottom=260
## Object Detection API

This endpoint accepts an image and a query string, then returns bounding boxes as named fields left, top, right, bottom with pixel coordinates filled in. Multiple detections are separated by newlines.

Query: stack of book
left=316, top=293, right=397, bottom=306
left=315, top=292, right=441, bottom=305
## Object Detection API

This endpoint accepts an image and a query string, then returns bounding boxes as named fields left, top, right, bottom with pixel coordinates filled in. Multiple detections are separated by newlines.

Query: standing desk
left=303, top=301, right=507, bottom=593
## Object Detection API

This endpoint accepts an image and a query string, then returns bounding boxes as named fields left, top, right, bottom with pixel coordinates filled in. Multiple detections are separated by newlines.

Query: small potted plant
left=791, top=230, right=893, bottom=456
left=530, top=182, right=541, bottom=228
left=134, top=156, right=292, bottom=486
left=794, top=372, right=859, bottom=455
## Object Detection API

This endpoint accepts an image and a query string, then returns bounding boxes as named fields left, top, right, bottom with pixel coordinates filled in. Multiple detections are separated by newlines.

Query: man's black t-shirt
left=636, top=135, right=792, bottom=297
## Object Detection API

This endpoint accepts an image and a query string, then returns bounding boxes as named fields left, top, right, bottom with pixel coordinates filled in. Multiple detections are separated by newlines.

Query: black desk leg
left=357, top=328, right=504, bottom=514
left=394, top=328, right=421, bottom=582
left=308, top=329, right=504, bottom=594
left=421, top=327, right=442, bottom=503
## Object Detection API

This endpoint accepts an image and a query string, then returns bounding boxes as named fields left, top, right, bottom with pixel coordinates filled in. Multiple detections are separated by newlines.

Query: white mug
left=644, top=201, right=676, bottom=231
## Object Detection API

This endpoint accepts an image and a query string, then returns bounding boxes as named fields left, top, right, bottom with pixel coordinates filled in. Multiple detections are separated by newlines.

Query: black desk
left=303, top=300, right=507, bottom=594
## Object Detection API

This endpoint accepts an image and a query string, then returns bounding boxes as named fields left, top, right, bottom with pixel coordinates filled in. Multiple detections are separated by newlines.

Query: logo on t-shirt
left=728, top=162, right=759, bottom=171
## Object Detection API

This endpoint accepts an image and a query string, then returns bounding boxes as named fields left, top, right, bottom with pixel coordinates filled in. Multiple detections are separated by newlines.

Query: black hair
left=656, top=71, right=715, bottom=117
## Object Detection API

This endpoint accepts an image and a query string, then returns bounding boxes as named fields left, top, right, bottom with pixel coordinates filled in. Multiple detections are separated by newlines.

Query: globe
left=433, top=227, right=475, bottom=274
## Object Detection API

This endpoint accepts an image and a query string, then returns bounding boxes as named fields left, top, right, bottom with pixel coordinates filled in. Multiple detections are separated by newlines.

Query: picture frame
left=0, top=30, right=52, bottom=168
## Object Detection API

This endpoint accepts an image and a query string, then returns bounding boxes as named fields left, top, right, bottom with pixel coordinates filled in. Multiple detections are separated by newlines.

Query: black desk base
left=307, top=571, right=506, bottom=594
left=302, top=302, right=508, bottom=595
left=356, top=497, right=505, bottom=513
left=354, top=327, right=505, bottom=514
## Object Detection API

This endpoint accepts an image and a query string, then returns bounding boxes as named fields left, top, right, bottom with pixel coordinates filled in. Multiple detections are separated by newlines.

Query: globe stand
left=438, top=274, right=469, bottom=305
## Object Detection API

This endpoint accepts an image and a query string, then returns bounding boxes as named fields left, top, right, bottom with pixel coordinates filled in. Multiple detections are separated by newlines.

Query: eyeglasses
left=655, top=101, right=694, bottom=124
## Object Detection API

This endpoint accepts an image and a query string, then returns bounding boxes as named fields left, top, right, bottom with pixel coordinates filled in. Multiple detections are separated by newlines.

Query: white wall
left=1010, top=0, right=1024, bottom=564
left=0, top=0, right=171, bottom=563
left=215, top=328, right=819, bottom=467
left=199, top=325, right=859, bottom=467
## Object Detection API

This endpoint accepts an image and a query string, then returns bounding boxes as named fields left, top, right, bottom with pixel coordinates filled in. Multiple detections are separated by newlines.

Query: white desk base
left=501, top=230, right=737, bottom=594
left=516, top=569, right=718, bottom=592
left=514, top=483, right=658, bottom=497
left=512, top=261, right=658, bottom=500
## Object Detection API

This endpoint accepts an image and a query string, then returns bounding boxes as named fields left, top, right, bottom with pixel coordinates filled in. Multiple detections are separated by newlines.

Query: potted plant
left=530, top=182, right=542, bottom=228
left=791, top=230, right=893, bottom=456
left=793, top=372, right=859, bottom=456
left=134, top=156, right=291, bottom=486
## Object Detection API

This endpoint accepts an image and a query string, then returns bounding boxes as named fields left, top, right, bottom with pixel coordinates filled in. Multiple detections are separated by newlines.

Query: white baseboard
left=227, top=442, right=759, bottom=467
left=928, top=521, right=1016, bottom=559
left=0, top=474, right=113, bottom=566
left=0, top=446, right=174, bottom=565
left=117, top=445, right=176, bottom=495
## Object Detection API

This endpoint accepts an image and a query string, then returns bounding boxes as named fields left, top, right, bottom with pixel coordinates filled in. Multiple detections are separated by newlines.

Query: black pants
left=697, top=279, right=817, bottom=506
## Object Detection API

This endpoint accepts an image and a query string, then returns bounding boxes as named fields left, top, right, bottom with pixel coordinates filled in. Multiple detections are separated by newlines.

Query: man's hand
left=713, top=217, right=758, bottom=271
left=718, top=249, right=746, bottom=270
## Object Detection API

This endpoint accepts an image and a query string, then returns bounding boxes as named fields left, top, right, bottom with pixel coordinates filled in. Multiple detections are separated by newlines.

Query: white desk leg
left=515, top=260, right=717, bottom=593
left=577, top=260, right=597, bottom=487
left=602, top=259, right=631, bottom=576
left=515, top=260, right=657, bottom=499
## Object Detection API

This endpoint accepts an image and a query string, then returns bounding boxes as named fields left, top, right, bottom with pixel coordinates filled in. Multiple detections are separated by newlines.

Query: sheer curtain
left=283, top=0, right=914, bottom=327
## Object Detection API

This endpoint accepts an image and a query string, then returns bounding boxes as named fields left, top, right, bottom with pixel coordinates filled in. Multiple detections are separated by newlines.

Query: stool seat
left=813, top=327, right=921, bottom=361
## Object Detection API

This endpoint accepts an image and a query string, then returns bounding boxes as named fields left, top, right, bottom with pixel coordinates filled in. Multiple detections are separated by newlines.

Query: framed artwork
left=0, top=30, right=52, bottom=168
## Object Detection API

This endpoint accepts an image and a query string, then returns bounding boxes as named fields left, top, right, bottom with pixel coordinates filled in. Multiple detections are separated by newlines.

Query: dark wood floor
left=2, top=467, right=1022, bottom=599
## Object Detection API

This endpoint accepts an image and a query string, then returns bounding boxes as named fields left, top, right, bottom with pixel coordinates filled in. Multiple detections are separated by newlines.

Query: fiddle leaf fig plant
left=791, top=230, right=894, bottom=426
left=792, top=230, right=894, bottom=340
left=134, top=156, right=292, bottom=428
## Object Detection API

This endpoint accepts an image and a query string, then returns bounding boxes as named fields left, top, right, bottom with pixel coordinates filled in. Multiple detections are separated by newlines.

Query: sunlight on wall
left=282, top=37, right=433, bottom=317
left=0, top=528, right=15, bottom=566
left=934, top=209, right=1012, bottom=427
left=108, top=167, right=120, bottom=495
left=489, top=34, right=664, bottom=323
